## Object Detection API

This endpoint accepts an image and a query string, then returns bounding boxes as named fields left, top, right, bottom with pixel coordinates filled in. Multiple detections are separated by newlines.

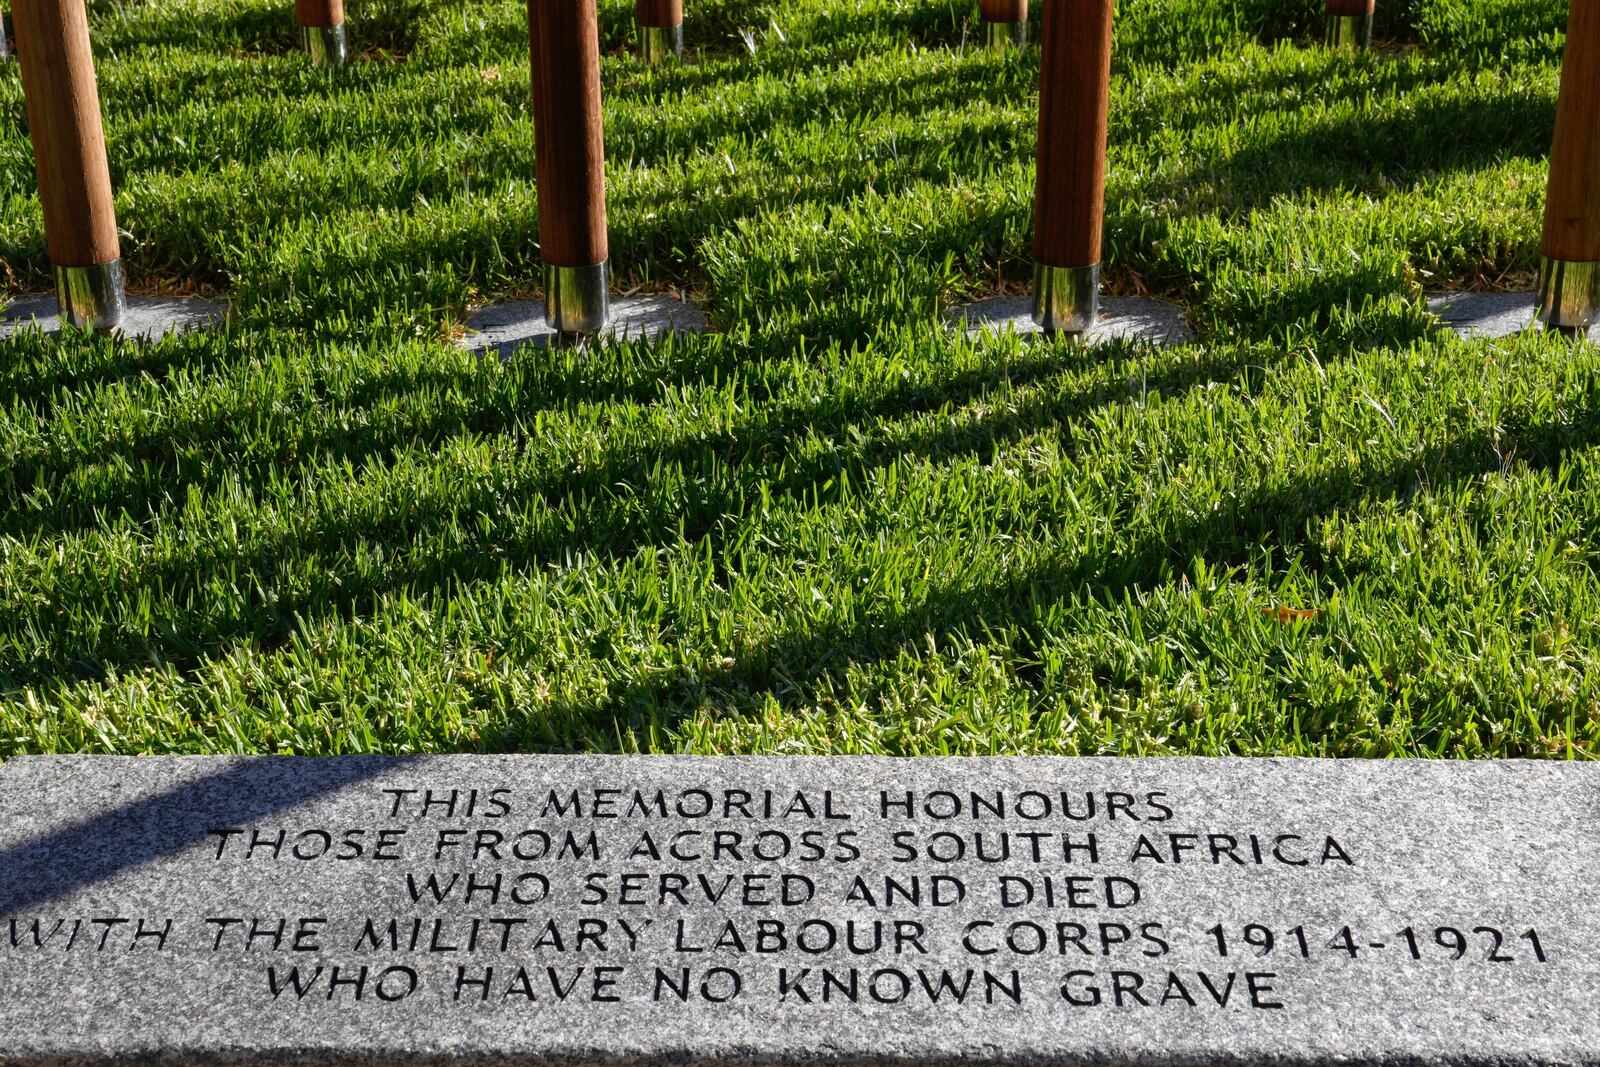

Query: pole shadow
left=1, top=330, right=1338, bottom=694
left=0, top=756, right=399, bottom=914
left=541, top=401, right=1600, bottom=748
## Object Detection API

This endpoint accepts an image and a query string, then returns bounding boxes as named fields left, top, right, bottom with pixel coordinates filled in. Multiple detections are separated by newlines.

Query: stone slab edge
left=0, top=756, right=1594, bottom=1067
left=949, top=297, right=1194, bottom=346
left=461, top=297, right=707, bottom=356
left=0, top=295, right=227, bottom=342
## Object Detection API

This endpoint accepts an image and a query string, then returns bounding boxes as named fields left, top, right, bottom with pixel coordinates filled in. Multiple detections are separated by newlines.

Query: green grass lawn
left=1, top=0, right=1596, bottom=758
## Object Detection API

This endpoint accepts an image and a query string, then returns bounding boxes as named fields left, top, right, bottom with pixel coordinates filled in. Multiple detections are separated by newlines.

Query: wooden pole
left=528, top=0, right=609, bottom=333
left=635, top=0, right=683, bottom=63
left=1325, top=0, right=1373, bottom=49
left=11, top=0, right=125, bottom=330
left=979, top=0, right=1027, bottom=50
left=1031, top=0, right=1113, bottom=333
left=295, top=0, right=347, bottom=66
left=1538, top=2, right=1600, bottom=331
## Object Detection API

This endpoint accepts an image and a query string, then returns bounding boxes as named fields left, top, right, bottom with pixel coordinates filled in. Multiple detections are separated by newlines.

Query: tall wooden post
left=979, top=0, right=1027, bottom=50
left=1538, top=2, right=1600, bottom=332
left=295, top=0, right=347, bottom=66
left=1325, top=0, right=1373, bottom=49
left=12, top=0, right=125, bottom=330
left=1031, top=0, right=1113, bottom=334
left=529, top=0, right=609, bottom=334
left=635, top=0, right=682, bottom=63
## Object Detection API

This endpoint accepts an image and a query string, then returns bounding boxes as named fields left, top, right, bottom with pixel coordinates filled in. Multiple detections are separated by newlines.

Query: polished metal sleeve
left=301, top=23, right=349, bottom=67
left=1324, top=13, right=1372, bottom=49
left=1536, top=257, right=1600, bottom=332
left=982, top=18, right=1027, bottom=50
left=544, top=261, right=610, bottom=334
left=1031, top=262, right=1099, bottom=334
left=55, top=260, right=127, bottom=332
left=637, top=22, right=683, bottom=63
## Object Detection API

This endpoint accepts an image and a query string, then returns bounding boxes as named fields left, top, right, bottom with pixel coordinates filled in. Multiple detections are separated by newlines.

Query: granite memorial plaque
left=0, top=756, right=1594, bottom=1065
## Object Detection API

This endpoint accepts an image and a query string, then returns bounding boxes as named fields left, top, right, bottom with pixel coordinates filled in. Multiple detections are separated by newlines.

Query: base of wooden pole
left=543, top=261, right=611, bottom=335
left=636, top=22, right=683, bottom=63
left=2, top=290, right=224, bottom=341
left=951, top=292, right=1191, bottom=347
left=54, top=261, right=127, bottom=332
left=1536, top=257, right=1600, bottom=332
left=1428, top=289, right=1600, bottom=342
left=300, top=23, right=348, bottom=67
left=982, top=18, right=1027, bottom=50
left=1428, top=291, right=1535, bottom=339
left=462, top=293, right=705, bottom=356
left=1324, top=13, right=1372, bottom=49
left=1032, top=262, right=1099, bottom=334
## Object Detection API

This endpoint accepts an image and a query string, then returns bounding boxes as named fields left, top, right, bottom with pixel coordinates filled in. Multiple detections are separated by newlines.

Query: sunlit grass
left=0, top=0, right=1594, bottom=759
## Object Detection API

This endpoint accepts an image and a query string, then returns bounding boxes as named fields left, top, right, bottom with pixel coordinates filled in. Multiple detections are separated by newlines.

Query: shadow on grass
left=596, top=0, right=983, bottom=63
left=127, top=44, right=1537, bottom=334
left=27, top=51, right=1030, bottom=306
left=0, top=312, right=1088, bottom=542
left=0, top=253, right=1432, bottom=555
left=539, top=403, right=1600, bottom=747
left=88, top=0, right=297, bottom=54
left=600, top=18, right=1006, bottom=107
left=1147, top=82, right=1551, bottom=223
left=0, top=329, right=253, bottom=412
left=0, top=330, right=1271, bottom=689
left=608, top=50, right=1032, bottom=163
left=20, top=9, right=1517, bottom=328
left=2, top=160, right=1038, bottom=542
left=220, top=106, right=1025, bottom=332
left=89, top=0, right=445, bottom=57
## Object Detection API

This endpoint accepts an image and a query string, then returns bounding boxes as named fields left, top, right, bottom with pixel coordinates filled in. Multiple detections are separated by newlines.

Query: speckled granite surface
left=0, top=756, right=1594, bottom=1066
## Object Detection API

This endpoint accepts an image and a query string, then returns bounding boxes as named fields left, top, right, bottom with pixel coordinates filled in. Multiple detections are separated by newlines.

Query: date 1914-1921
left=1205, top=925, right=1547, bottom=964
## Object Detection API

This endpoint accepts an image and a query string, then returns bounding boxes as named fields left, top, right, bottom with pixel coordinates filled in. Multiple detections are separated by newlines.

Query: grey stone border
left=1423, top=291, right=1600, bottom=341
left=948, top=295, right=1194, bottom=346
left=0, top=294, right=226, bottom=341
left=461, top=295, right=707, bottom=357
